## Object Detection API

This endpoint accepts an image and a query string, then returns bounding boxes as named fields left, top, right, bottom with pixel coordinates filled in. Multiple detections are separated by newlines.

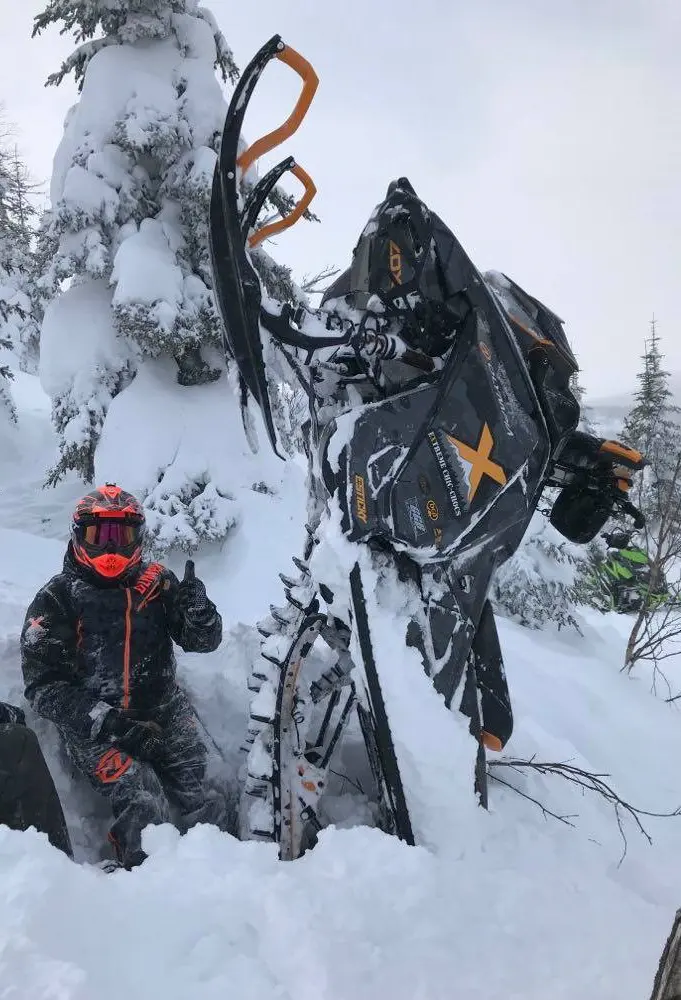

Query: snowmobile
left=0, top=703, right=73, bottom=858
left=208, top=35, right=646, bottom=859
left=585, top=528, right=668, bottom=614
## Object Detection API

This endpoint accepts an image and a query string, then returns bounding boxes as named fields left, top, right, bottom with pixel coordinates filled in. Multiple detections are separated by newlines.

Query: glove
left=100, top=709, right=164, bottom=762
left=177, top=560, right=209, bottom=618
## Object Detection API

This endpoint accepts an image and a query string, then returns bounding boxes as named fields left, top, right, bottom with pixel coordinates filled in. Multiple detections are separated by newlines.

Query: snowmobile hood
left=322, top=177, right=469, bottom=357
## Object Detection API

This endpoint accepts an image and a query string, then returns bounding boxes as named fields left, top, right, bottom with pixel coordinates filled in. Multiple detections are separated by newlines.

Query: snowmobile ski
left=209, top=34, right=318, bottom=455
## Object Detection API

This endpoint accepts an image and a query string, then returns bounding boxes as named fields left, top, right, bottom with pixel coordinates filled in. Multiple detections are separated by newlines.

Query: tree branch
left=489, top=756, right=681, bottom=865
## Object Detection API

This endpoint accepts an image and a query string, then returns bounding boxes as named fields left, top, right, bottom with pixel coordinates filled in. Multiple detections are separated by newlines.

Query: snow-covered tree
left=618, top=321, right=681, bottom=671
left=34, top=0, right=301, bottom=548
left=622, top=319, right=681, bottom=516
left=5, top=146, right=44, bottom=374
left=491, top=510, right=586, bottom=631
left=570, top=370, right=596, bottom=434
left=0, top=122, right=41, bottom=415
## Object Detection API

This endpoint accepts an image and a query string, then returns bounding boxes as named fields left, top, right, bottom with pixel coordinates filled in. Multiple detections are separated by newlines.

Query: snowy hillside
left=1, top=371, right=680, bottom=998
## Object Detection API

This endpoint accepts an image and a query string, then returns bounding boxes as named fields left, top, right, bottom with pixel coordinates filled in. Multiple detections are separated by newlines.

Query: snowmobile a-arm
left=209, top=35, right=318, bottom=455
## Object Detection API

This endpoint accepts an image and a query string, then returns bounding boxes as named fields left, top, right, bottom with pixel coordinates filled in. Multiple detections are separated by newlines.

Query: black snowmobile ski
left=209, top=34, right=318, bottom=455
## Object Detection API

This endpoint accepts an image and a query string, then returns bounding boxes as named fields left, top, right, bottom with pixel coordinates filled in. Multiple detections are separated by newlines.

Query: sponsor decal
left=354, top=473, right=368, bottom=524
left=426, top=499, right=439, bottom=521
left=389, top=240, right=403, bottom=284
left=486, top=359, right=516, bottom=438
left=405, top=498, right=427, bottom=537
left=95, top=748, right=132, bottom=784
left=479, top=341, right=492, bottom=362
left=427, top=431, right=462, bottom=516
left=433, top=526, right=443, bottom=547
left=446, top=423, right=507, bottom=501
left=418, top=474, right=431, bottom=495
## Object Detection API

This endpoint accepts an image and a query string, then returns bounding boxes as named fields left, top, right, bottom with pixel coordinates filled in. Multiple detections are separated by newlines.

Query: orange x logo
left=446, top=423, right=507, bottom=501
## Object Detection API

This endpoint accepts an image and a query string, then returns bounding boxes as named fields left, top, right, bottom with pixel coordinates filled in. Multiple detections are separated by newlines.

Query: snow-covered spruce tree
left=0, top=127, right=41, bottom=418
left=34, top=0, right=302, bottom=550
left=619, top=321, right=681, bottom=670
left=569, top=370, right=596, bottom=434
left=4, top=146, right=43, bottom=374
left=622, top=319, right=681, bottom=517
left=491, top=509, right=586, bottom=631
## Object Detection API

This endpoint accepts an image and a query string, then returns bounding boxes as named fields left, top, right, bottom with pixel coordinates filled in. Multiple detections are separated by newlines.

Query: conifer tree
left=623, top=319, right=681, bottom=509
left=0, top=122, right=41, bottom=413
left=620, top=320, right=681, bottom=671
left=34, top=1, right=302, bottom=548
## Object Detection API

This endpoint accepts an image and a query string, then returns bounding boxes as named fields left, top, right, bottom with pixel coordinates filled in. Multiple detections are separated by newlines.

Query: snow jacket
left=20, top=545, right=222, bottom=740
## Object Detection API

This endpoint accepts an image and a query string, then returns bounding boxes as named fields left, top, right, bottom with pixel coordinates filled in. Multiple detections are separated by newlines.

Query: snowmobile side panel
left=470, top=599, right=513, bottom=749
left=339, top=302, right=548, bottom=562
left=0, top=723, right=73, bottom=858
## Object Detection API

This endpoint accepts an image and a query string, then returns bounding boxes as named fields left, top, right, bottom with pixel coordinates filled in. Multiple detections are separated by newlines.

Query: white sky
left=1, top=0, right=679, bottom=397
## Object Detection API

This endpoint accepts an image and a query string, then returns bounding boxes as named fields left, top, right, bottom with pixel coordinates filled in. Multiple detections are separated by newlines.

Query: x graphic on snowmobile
left=208, top=35, right=646, bottom=860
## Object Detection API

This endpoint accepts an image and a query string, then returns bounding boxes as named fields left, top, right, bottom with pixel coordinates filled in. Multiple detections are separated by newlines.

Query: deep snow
left=1, top=372, right=680, bottom=999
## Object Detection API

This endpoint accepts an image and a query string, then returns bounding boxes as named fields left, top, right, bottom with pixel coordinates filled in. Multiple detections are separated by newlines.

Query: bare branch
left=487, top=771, right=577, bottom=827
left=489, top=756, right=681, bottom=865
left=300, top=265, right=341, bottom=296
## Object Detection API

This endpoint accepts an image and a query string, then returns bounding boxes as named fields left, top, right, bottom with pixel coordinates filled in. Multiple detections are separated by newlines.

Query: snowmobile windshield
left=322, top=178, right=469, bottom=358
left=483, top=271, right=578, bottom=377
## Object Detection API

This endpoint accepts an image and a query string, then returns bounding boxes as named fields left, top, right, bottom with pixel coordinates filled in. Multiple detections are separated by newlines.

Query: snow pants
left=61, top=687, right=225, bottom=867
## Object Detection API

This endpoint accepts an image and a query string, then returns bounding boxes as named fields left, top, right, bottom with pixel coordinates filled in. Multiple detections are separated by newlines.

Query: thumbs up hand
left=177, top=559, right=208, bottom=617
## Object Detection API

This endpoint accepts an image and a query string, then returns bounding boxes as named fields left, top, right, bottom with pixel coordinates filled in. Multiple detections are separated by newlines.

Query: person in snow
left=20, top=484, right=225, bottom=869
left=0, top=700, right=73, bottom=857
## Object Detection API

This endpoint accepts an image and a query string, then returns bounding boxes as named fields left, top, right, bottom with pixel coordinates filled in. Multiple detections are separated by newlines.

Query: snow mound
left=2, top=376, right=681, bottom=998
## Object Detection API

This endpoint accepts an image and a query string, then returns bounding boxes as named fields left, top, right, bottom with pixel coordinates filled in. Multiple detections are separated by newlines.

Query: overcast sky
left=1, top=0, right=679, bottom=398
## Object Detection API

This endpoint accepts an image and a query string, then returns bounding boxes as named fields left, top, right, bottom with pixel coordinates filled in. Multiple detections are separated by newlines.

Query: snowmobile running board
left=349, top=564, right=415, bottom=846
left=209, top=35, right=318, bottom=455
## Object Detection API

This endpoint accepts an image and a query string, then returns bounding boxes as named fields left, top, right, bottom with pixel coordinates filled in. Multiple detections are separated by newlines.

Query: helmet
left=71, top=484, right=145, bottom=579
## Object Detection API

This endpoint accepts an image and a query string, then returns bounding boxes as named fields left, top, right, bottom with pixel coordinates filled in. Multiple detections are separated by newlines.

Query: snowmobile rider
left=0, top=700, right=73, bottom=857
left=20, top=484, right=225, bottom=869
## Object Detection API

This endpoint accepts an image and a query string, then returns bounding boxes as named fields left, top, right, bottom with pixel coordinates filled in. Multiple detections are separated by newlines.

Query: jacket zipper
left=122, top=589, right=132, bottom=710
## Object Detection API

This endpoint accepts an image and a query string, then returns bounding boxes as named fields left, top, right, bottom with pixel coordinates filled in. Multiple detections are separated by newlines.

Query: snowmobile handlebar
left=260, top=302, right=436, bottom=373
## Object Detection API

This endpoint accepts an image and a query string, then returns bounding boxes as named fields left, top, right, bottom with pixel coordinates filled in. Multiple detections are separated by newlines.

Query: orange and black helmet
left=71, top=484, right=145, bottom=579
